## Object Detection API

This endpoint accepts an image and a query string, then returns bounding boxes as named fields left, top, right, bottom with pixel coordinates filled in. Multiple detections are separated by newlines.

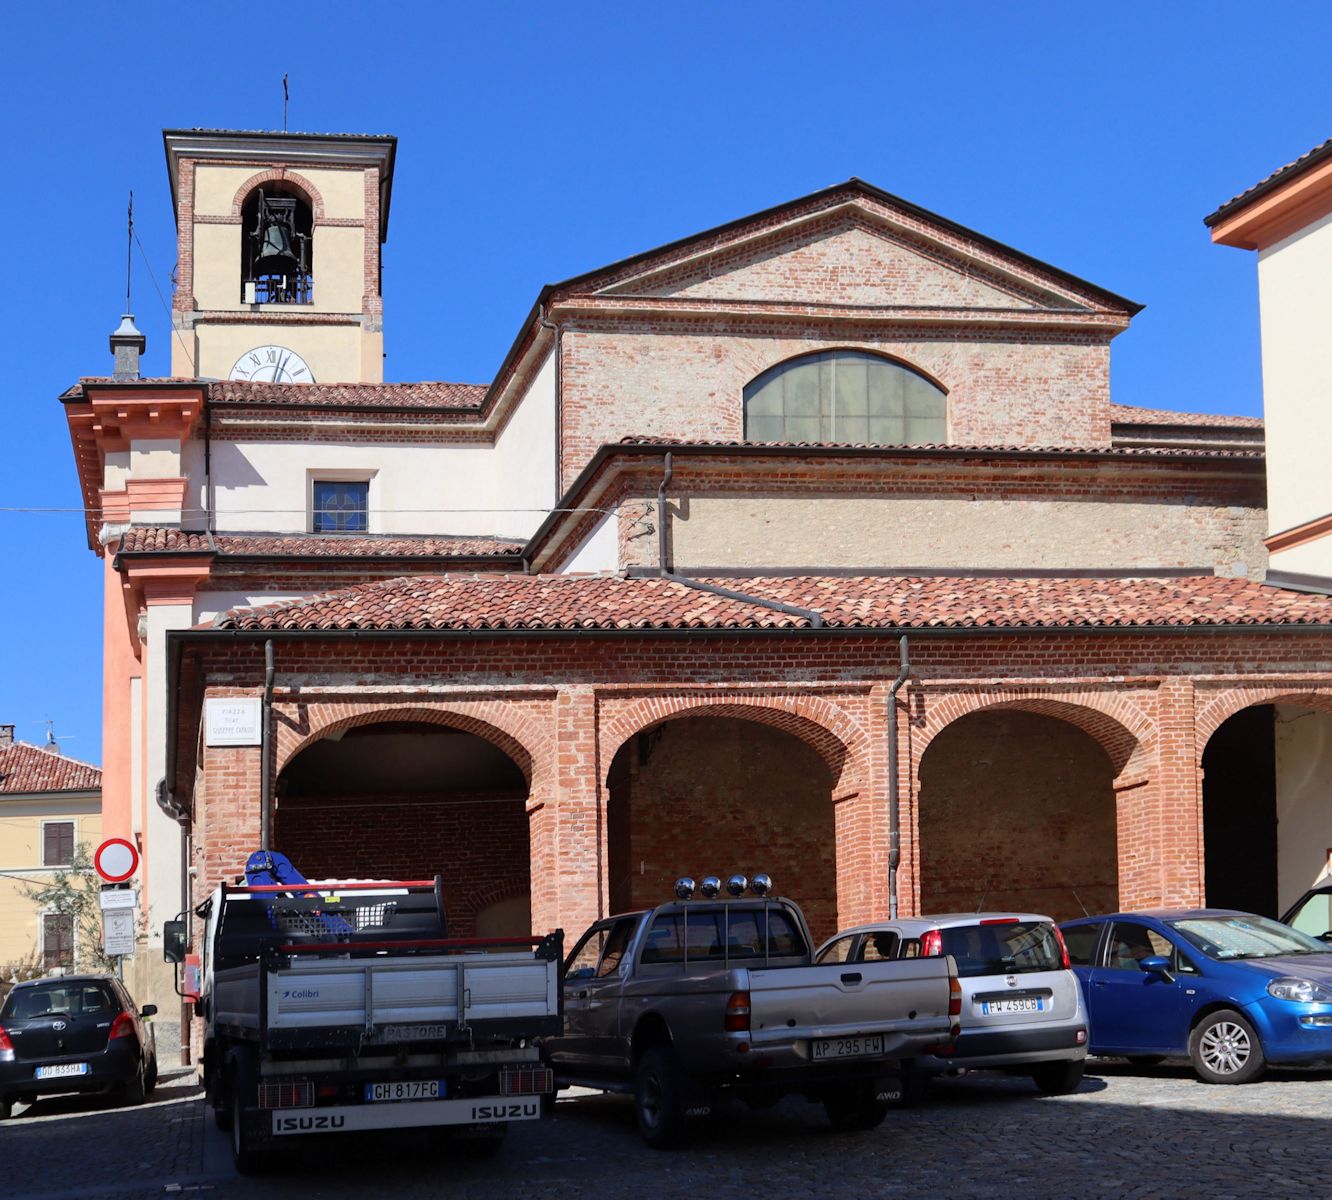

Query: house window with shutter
left=43, top=912, right=75, bottom=969
left=42, top=821, right=75, bottom=867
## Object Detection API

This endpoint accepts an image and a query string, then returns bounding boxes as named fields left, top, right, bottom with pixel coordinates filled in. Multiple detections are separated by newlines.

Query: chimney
left=0, top=724, right=13, bottom=747
left=109, top=313, right=146, bottom=381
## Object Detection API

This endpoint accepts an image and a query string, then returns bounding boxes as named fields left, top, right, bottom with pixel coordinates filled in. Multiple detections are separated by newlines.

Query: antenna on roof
left=283, top=73, right=289, bottom=132
left=125, top=191, right=133, bottom=313
left=37, top=718, right=75, bottom=755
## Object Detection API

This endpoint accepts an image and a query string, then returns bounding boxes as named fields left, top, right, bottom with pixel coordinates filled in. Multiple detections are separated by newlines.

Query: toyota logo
left=52, top=1020, right=67, bottom=1031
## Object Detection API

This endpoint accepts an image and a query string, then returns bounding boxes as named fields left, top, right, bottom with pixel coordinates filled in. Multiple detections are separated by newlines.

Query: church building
left=62, top=128, right=1332, bottom=1023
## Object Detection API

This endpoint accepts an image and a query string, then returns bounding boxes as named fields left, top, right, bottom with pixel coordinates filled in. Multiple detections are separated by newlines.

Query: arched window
left=743, top=350, right=947, bottom=444
left=240, top=185, right=313, bottom=304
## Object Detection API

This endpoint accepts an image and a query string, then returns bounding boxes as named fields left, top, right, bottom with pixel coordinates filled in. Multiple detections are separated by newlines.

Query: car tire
left=229, top=1053, right=268, bottom=1174
left=895, top=1064, right=930, bottom=1108
left=1031, top=1059, right=1085, bottom=1095
left=0, top=1097, right=11, bottom=1122
left=122, top=1060, right=148, bottom=1106
left=1189, top=1010, right=1266, bottom=1085
left=634, top=1046, right=688, bottom=1149
left=824, top=1083, right=891, bottom=1132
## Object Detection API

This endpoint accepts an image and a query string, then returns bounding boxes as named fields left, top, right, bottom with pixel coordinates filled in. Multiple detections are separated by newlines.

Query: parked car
left=1281, top=875, right=1332, bottom=944
left=815, top=913, right=1087, bottom=1098
left=1060, top=909, right=1332, bottom=1083
left=0, top=974, right=158, bottom=1119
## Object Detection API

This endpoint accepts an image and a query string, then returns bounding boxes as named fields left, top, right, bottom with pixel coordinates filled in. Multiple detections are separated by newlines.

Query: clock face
left=229, top=345, right=314, bottom=383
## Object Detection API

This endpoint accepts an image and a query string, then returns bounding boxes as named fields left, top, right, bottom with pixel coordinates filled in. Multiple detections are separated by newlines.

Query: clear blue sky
left=1, top=2, right=1328, bottom=765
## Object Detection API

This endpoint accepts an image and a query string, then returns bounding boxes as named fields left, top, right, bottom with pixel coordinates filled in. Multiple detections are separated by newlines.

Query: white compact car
left=815, top=913, right=1088, bottom=1097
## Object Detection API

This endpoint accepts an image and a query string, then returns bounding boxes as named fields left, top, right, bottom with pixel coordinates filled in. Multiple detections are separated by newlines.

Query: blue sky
left=2, top=2, right=1328, bottom=765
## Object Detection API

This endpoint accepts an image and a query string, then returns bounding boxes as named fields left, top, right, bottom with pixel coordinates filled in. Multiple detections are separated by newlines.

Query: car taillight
left=0, top=1024, right=13, bottom=1062
left=948, top=974, right=962, bottom=1018
left=1051, top=924, right=1071, bottom=970
left=724, top=990, right=751, bottom=1033
left=920, top=929, right=942, bottom=957
left=108, top=1011, right=135, bottom=1040
left=980, top=917, right=1019, bottom=925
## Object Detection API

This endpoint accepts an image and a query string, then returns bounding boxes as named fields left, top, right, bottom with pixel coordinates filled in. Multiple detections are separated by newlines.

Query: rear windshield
left=940, top=921, right=1063, bottom=978
left=641, top=907, right=807, bottom=963
left=1, top=981, right=118, bottom=1020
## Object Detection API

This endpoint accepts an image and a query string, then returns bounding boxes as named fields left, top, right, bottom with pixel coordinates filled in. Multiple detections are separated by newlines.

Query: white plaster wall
left=104, top=450, right=130, bottom=491
left=1268, top=538, right=1332, bottom=580
left=195, top=591, right=307, bottom=626
left=559, top=510, right=619, bottom=574
left=487, top=350, right=558, bottom=538
left=144, top=604, right=192, bottom=941
left=1274, top=703, right=1332, bottom=911
left=1258, top=212, right=1332, bottom=540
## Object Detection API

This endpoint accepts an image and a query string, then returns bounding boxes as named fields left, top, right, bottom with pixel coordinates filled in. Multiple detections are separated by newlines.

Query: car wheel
left=634, top=1046, right=688, bottom=1149
left=824, top=1082, right=891, bottom=1132
left=122, top=1060, right=147, bottom=1106
left=1189, top=1010, right=1265, bottom=1084
left=0, top=1097, right=11, bottom=1122
left=1031, top=1059, right=1085, bottom=1095
left=895, top=1064, right=930, bottom=1108
left=229, top=1054, right=268, bottom=1174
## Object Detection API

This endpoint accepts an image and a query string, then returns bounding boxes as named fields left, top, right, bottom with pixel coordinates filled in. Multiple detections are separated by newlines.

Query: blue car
left=1059, top=909, right=1332, bottom=1083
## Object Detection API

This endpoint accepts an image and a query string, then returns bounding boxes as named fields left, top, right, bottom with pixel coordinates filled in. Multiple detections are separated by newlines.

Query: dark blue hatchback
left=1060, top=909, right=1332, bottom=1083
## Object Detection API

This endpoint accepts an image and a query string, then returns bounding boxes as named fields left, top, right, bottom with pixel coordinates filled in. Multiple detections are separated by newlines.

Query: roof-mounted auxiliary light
left=751, top=873, right=772, bottom=897
left=726, top=874, right=749, bottom=897
left=674, top=877, right=696, bottom=900
left=699, top=876, right=721, bottom=899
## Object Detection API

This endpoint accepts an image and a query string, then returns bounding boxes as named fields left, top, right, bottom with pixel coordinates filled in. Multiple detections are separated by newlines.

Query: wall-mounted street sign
left=205, top=697, right=262, bottom=746
left=102, top=907, right=136, bottom=957
left=93, top=838, right=139, bottom=883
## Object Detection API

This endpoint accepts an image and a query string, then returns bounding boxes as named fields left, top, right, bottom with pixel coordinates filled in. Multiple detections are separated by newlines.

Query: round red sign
left=94, top=837, right=139, bottom=883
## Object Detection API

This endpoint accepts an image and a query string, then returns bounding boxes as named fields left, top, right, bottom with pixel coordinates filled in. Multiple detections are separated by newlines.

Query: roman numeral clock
left=229, top=345, right=314, bottom=383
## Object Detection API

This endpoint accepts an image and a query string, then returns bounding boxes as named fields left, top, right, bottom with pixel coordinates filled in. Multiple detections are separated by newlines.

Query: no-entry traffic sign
left=94, top=837, right=139, bottom=883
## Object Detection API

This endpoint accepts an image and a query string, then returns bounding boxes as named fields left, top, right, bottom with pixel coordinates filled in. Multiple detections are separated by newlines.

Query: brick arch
left=917, top=690, right=1151, bottom=779
left=231, top=169, right=326, bottom=222
left=745, top=345, right=950, bottom=398
left=275, top=701, right=548, bottom=788
left=599, top=692, right=868, bottom=795
left=1195, top=686, right=1332, bottom=753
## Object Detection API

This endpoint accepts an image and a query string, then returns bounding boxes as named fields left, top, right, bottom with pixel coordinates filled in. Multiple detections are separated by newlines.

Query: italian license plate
left=365, top=1080, right=445, bottom=1103
left=812, top=1035, right=884, bottom=1060
left=35, top=1063, right=89, bottom=1079
left=982, top=997, right=1045, bottom=1015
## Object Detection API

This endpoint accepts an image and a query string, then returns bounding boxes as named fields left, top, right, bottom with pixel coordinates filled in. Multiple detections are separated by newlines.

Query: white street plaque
left=205, top=697, right=262, bottom=746
left=99, top=887, right=138, bottom=911
left=103, top=908, right=136, bottom=957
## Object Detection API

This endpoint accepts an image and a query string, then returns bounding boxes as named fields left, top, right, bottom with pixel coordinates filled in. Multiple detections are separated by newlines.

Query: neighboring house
left=0, top=725, right=102, bottom=973
left=60, top=127, right=1332, bottom=1028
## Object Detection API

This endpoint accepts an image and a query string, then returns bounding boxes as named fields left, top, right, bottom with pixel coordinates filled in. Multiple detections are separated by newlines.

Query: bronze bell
left=250, top=192, right=302, bottom=275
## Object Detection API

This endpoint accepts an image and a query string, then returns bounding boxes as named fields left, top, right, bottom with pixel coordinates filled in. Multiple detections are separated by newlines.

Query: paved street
left=3, top=1061, right=1331, bottom=1200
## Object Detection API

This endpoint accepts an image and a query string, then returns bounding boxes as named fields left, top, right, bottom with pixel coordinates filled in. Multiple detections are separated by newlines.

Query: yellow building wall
left=0, top=796, right=102, bottom=971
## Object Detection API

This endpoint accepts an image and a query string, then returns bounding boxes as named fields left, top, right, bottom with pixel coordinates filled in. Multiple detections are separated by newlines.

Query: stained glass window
left=312, top=480, right=369, bottom=533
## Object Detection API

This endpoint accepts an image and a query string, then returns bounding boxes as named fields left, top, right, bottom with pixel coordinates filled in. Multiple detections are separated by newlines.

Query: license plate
left=380, top=1025, right=450, bottom=1042
left=35, top=1063, right=89, bottom=1079
left=365, top=1080, right=445, bottom=1103
left=982, top=997, right=1045, bottom=1015
left=812, top=1035, right=885, bottom=1060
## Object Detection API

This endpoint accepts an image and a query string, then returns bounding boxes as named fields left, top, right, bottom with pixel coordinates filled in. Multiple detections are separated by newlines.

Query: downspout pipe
left=260, top=639, right=275, bottom=849
left=655, top=453, right=824, bottom=627
left=887, top=634, right=910, bottom=919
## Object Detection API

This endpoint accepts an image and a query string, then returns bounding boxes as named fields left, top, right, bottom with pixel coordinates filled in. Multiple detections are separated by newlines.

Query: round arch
left=230, top=169, right=327, bottom=222
left=1195, top=686, right=1332, bottom=753
left=745, top=345, right=951, bottom=399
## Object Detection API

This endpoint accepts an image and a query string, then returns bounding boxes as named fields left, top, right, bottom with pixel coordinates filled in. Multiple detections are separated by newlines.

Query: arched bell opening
left=273, top=720, right=531, bottom=937
left=605, top=715, right=838, bottom=943
left=918, top=710, right=1120, bottom=921
left=240, top=184, right=314, bottom=304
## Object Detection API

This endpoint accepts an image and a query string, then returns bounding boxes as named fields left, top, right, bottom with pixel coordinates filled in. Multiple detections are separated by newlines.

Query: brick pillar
left=835, top=683, right=892, bottom=927
left=1117, top=678, right=1201, bottom=910
left=534, top=686, right=602, bottom=940
left=194, top=739, right=264, bottom=897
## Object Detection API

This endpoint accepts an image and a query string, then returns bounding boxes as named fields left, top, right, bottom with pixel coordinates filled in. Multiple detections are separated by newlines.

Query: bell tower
left=163, top=129, right=396, bottom=384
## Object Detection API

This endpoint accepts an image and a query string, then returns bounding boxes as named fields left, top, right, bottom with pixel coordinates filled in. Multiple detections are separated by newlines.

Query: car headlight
left=1267, top=977, right=1332, bottom=1003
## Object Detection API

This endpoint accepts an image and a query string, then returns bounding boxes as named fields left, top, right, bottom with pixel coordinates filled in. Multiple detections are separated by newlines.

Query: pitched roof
left=0, top=741, right=101, bottom=795
left=118, top=529, right=524, bottom=559
left=66, top=379, right=490, bottom=412
left=1205, top=136, right=1332, bottom=226
left=1109, top=404, right=1263, bottom=430
left=206, top=572, right=1332, bottom=634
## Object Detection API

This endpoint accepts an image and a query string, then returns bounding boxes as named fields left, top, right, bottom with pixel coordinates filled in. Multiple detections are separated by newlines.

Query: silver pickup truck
left=543, top=877, right=960, bottom=1147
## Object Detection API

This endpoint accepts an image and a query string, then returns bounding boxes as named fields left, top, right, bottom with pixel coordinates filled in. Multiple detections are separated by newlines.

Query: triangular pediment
left=563, top=183, right=1137, bottom=315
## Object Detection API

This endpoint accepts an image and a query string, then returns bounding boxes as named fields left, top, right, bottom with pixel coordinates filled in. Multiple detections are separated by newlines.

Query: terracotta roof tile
left=208, top=572, right=1332, bottom=634
left=1206, top=136, right=1332, bottom=226
left=118, top=528, right=523, bottom=558
left=615, top=435, right=1262, bottom=460
left=1110, top=404, right=1263, bottom=430
left=69, top=379, right=490, bottom=411
left=0, top=741, right=101, bottom=795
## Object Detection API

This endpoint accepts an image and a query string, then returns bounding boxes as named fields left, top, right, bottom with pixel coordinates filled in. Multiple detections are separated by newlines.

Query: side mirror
left=140, top=1004, right=158, bottom=1018
left=1139, top=955, right=1173, bottom=978
left=163, top=920, right=186, bottom=965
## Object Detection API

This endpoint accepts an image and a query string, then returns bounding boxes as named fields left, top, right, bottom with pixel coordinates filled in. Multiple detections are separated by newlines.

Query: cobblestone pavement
left=4, top=1061, right=1332, bottom=1200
